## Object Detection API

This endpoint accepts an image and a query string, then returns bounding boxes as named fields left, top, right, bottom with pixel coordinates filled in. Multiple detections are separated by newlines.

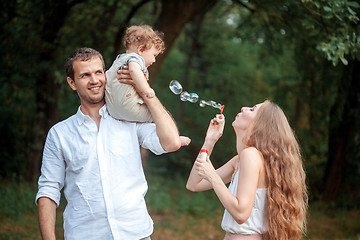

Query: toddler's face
left=140, top=46, right=160, bottom=68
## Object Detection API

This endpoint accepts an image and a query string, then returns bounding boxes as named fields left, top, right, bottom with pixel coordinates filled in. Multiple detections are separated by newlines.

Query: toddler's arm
left=128, top=61, right=155, bottom=98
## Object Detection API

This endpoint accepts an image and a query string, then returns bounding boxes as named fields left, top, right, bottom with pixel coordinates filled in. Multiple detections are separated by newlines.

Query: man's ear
left=67, top=77, right=77, bottom=91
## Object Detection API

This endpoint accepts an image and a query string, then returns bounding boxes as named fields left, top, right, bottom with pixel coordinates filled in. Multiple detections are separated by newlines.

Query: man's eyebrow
left=78, top=72, right=89, bottom=77
left=79, top=70, right=90, bottom=75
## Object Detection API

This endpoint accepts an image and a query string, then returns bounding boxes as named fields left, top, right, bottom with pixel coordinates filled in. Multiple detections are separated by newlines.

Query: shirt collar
left=75, top=104, right=108, bottom=126
left=99, top=104, right=108, bottom=119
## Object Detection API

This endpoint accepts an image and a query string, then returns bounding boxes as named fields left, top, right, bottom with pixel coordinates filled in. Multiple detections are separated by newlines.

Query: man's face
left=67, top=57, right=106, bottom=106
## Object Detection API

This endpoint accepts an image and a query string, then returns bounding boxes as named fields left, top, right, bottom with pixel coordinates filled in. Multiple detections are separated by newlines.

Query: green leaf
left=340, top=55, right=348, bottom=65
left=323, top=6, right=332, bottom=12
left=348, top=7, right=356, bottom=16
left=348, top=1, right=360, bottom=8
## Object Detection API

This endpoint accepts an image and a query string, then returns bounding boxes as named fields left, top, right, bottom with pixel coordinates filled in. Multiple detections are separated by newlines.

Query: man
left=36, top=47, right=182, bottom=240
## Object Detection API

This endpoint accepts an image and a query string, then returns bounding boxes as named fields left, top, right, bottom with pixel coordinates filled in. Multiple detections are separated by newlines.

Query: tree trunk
left=111, top=0, right=152, bottom=61
left=27, top=70, right=59, bottom=180
left=322, top=60, right=360, bottom=201
left=26, top=1, right=77, bottom=180
left=150, top=0, right=218, bottom=82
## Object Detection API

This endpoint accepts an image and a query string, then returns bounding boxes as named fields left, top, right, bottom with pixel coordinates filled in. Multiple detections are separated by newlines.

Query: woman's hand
left=204, top=115, right=225, bottom=145
left=195, top=157, right=218, bottom=183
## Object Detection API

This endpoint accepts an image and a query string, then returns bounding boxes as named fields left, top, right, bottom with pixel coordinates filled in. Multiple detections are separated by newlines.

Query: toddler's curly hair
left=123, top=25, right=165, bottom=53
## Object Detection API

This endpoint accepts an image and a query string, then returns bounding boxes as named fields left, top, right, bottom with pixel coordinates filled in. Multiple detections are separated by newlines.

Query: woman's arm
left=201, top=147, right=263, bottom=224
left=186, top=115, right=235, bottom=191
left=186, top=155, right=238, bottom=192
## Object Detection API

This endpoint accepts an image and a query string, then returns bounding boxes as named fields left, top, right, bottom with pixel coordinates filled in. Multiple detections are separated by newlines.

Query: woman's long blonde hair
left=244, top=100, right=308, bottom=240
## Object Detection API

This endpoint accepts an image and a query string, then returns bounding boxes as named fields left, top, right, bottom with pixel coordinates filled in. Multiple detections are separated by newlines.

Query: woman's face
left=232, top=102, right=264, bottom=132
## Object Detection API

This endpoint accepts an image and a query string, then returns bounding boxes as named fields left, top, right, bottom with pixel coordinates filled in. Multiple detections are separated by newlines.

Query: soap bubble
left=169, top=80, right=224, bottom=112
left=200, top=100, right=206, bottom=107
left=214, top=103, right=223, bottom=109
left=169, top=80, right=183, bottom=95
left=188, top=93, right=199, bottom=103
left=180, top=91, right=190, bottom=101
left=199, top=100, right=224, bottom=111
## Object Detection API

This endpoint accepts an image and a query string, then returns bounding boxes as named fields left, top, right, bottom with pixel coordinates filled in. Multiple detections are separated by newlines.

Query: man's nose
left=89, top=74, right=99, bottom=83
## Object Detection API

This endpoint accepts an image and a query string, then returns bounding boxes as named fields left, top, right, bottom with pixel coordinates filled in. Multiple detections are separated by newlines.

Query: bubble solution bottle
left=198, top=149, right=208, bottom=161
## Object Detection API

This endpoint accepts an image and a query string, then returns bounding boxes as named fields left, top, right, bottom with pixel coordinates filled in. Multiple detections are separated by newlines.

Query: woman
left=186, top=100, right=308, bottom=240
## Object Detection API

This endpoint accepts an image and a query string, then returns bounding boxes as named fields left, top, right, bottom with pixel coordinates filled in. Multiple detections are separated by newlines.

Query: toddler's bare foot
left=180, top=136, right=191, bottom=146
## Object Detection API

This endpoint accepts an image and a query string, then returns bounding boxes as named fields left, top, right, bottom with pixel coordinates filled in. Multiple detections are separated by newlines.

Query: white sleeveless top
left=221, top=170, right=267, bottom=234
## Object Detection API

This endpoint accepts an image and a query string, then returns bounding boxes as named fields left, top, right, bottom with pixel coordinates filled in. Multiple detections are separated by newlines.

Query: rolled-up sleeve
left=35, top=128, right=65, bottom=207
left=136, top=122, right=166, bottom=155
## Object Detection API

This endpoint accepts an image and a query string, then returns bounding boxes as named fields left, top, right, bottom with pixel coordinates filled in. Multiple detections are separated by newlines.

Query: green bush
left=146, top=174, right=223, bottom=216
left=0, top=180, right=37, bottom=219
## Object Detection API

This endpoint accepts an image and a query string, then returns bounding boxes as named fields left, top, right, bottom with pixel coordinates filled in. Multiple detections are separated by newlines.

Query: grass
left=0, top=176, right=359, bottom=240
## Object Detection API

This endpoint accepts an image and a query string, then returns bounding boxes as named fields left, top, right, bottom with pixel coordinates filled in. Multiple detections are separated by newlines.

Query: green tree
left=0, top=0, right=219, bottom=179
left=229, top=0, right=360, bottom=201
left=1, top=0, right=359, bottom=203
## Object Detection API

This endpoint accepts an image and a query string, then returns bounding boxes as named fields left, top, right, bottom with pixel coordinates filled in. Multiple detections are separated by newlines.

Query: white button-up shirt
left=36, top=105, right=166, bottom=240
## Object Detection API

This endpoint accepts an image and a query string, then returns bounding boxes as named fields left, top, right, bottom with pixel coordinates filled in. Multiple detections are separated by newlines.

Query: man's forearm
left=144, top=96, right=181, bottom=152
left=38, top=197, right=57, bottom=240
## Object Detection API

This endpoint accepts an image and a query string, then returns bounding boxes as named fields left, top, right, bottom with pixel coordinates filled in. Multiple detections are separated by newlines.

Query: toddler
left=105, top=25, right=162, bottom=122
left=106, top=25, right=190, bottom=146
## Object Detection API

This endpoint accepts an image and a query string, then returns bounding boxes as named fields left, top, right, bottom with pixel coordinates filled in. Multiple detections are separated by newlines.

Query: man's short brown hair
left=65, top=47, right=105, bottom=80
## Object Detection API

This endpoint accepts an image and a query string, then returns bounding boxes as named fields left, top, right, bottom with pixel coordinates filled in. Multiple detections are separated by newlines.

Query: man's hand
left=117, top=65, right=137, bottom=88
left=117, top=65, right=145, bottom=96
left=117, top=65, right=132, bottom=81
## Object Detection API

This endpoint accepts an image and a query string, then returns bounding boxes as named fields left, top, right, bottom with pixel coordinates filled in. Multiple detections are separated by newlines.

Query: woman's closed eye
left=250, top=105, right=258, bottom=111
